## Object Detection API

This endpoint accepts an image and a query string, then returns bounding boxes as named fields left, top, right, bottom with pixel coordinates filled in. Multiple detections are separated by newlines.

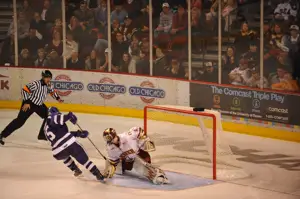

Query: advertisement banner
left=0, top=67, right=189, bottom=110
left=190, top=83, right=300, bottom=125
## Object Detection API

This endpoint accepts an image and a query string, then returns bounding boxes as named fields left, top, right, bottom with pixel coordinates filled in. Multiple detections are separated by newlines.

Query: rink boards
left=0, top=67, right=299, bottom=142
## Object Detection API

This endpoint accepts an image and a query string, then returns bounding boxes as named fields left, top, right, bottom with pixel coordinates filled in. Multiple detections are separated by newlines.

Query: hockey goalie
left=102, top=127, right=170, bottom=184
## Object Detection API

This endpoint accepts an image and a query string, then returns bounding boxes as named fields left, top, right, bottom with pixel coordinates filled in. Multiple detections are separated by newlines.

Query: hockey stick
left=76, top=123, right=107, bottom=160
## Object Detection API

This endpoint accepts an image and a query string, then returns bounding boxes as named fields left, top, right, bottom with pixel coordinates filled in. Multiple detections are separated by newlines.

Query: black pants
left=1, top=102, right=48, bottom=140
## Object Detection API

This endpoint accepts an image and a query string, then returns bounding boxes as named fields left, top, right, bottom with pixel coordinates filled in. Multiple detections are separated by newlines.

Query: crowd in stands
left=0, top=0, right=299, bottom=92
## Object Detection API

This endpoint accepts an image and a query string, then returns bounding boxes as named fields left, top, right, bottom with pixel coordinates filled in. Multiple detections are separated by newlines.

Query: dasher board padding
left=107, top=171, right=216, bottom=190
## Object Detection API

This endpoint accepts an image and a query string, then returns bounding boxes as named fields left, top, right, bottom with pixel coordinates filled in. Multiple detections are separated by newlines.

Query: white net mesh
left=145, top=105, right=249, bottom=181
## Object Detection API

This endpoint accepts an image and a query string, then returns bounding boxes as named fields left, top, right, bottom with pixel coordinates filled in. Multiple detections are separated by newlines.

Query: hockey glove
left=67, top=112, right=77, bottom=124
left=78, top=130, right=89, bottom=138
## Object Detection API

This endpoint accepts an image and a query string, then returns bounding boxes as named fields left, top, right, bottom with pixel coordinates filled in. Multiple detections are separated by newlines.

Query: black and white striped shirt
left=21, top=80, right=60, bottom=106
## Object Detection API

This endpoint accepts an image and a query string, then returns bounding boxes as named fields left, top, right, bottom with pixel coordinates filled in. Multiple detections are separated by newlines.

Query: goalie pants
left=1, top=101, right=47, bottom=140
left=122, top=150, right=151, bottom=171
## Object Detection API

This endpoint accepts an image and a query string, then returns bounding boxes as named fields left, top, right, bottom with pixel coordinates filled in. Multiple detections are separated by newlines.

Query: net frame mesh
left=144, top=105, right=249, bottom=181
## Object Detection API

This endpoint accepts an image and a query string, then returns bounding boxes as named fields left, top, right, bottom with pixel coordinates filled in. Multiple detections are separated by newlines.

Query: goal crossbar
left=143, top=105, right=217, bottom=180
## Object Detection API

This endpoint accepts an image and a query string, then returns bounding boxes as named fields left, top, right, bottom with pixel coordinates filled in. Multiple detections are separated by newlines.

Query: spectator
left=112, top=31, right=129, bottom=66
left=210, top=0, right=237, bottom=32
left=99, top=48, right=110, bottom=71
left=154, top=3, right=173, bottom=38
left=85, top=50, right=101, bottom=70
left=153, top=46, right=168, bottom=76
left=7, top=12, right=30, bottom=40
left=140, top=37, right=150, bottom=54
left=19, top=49, right=34, bottom=66
left=136, top=51, right=150, bottom=75
left=46, top=31, right=63, bottom=56
left=242, top=42, right=259, bottom=70
left=74, top=1, right=94, bottom=29
left=270, top=23, right=285, bottom=48
left=30, top=12, right=46, bottom=39
left=170, top=4, right=188, bottom=50
left=222, top=46, right=236, bottom=84
left=19, top=29, right=44, bottom=57
left=94, top=0, right=108, bottom=34
left=19, top=0, right=34, bottom=22
left=166, top=58, right=185, bottom=79
left=111, top=19, right=123, bottom=42
left=0, top=33, right=15, bottom=65
left=138, top=4, right=150, bottom=37
left=65, top=31, right=79, bottom=60
left=234, top=22, right=257, bottom=54
left=171, top=4, right=188, bottom=35
left=274, top=0, right=297, bottom=21
left=68, top=16, right=85, bottom=42
left=228, top=58, right=251, bottom=86
left=203, top=62, right=218, bottom=82
left=271, top=72, right=299, bottom=92
left=51, top=18, right=63, bottom=37
left=40, top=0, right=61, bottom=24
left=117, top=52, right=131, bottom=73
left=123, top=0, right=146, bottom=14
left=34, top=48, right=48, bottom=67
left=282, top=25, right=300, bottom=53
left=128, top=35, right=140, bottom=57
left=67, top=51, right=84, bottom=69
left=122, top=14, right=137, bottom=42
left=263, top=20, right=272, bottom=47
left=190, top=0, right=202, bottom=10
left=269, top=65, right=288, bottom=85
left=45, top=50, right=63, bottom=68
left=111, top=3, right=128, bottom=25
left=191, top=6, right=207, bottom=52
left=127, top=54, right=138, bottom=74
left=246, top=70, right=269, bottom=88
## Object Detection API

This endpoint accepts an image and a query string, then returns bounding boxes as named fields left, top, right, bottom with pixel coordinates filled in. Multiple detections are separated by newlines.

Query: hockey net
left=144, top=105, right=249, bottom=181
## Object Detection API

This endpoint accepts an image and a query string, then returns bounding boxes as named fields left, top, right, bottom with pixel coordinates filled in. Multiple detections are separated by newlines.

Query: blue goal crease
left=107, top=171, right=216, bottom=191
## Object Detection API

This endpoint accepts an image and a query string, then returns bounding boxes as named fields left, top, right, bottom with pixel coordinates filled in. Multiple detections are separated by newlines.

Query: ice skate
left=93, top=169, right=106, bottom=182
left=73, top=167, right=83, bottom=177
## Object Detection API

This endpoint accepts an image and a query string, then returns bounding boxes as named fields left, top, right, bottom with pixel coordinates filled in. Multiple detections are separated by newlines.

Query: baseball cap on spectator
left=162, top=3, right=169, bottom=8
left=205, top=61, right=213, bottom=67
left=290, top=25, right=299, bottom=31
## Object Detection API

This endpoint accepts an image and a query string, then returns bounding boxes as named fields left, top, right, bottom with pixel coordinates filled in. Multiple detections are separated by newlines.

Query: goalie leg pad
left=133, top=156, right=170, bottom=184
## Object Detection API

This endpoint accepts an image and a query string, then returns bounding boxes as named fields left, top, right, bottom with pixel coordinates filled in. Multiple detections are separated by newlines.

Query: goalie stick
left=76, top=123, right=107, bottom=160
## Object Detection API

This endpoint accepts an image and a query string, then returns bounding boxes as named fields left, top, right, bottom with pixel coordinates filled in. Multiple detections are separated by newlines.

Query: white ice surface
left=0, top=110, right=300, bottom=199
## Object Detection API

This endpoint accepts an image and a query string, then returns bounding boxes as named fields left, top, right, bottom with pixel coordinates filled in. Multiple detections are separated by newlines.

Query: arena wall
left=0, top=67, right=299, bottom=142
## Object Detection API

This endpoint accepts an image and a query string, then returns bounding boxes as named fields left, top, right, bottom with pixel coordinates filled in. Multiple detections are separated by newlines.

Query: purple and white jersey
left=44, top=113, right=76, bottom=155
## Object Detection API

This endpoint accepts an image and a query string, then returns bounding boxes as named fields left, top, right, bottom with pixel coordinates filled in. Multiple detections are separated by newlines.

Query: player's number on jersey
left=46, top=131, right=56, bottom=141
left=44, top=125, right=56, bottom=141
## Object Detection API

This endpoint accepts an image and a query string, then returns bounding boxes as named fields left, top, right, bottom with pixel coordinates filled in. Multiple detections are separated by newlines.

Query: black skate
left=74, top=167, right=83, bottom=177
left=0, top=134, right=4, bottom=145
left=92, top=169, right=106, bottom=182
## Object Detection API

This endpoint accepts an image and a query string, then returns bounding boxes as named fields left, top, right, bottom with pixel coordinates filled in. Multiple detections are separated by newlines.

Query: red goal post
left=143, top=105, right=217, bottom=180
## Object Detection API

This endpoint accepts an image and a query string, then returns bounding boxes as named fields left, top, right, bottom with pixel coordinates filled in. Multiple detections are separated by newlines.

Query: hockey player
left=103, top=127, right=169, bottom=184
left=45, top=107, right=105, bottom=182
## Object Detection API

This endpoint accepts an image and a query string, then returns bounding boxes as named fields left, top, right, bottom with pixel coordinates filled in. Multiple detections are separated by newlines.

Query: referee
left=0, top=70, right=63, bottom=145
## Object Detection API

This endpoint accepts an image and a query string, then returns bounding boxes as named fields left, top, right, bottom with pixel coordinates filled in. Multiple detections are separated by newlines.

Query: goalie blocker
left=103, top=127, right=169, bottom=184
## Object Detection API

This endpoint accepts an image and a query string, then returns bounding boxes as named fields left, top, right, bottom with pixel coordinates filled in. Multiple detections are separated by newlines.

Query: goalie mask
left=103, top=128, right=117, bottom=144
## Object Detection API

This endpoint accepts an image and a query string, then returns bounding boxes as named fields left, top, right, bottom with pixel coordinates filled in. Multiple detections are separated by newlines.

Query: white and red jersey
left=106, top=127, right=147, bottom=163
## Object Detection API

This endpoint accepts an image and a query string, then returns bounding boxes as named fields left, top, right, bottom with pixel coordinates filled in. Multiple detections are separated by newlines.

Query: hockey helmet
left=48, top=106, right=60, bottom=116
left=103, top=128, right=117, bottom=143
left=42, top=70, right=53, bottom=78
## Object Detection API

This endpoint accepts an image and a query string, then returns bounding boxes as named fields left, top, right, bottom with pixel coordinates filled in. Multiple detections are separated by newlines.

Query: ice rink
left=0, top=109, right=299, bottom=199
